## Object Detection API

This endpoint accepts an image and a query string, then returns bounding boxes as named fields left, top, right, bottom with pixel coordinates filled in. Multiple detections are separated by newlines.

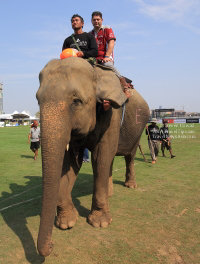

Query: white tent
left=0, top=110, right=39, bottom=122
left=0, top=113, right=13, bottom=120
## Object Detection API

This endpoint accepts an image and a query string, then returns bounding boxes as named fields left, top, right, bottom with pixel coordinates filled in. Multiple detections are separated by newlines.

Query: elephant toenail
left=60, top=224, right=68, bottom=229
left=101, top=222, right=108, bottom=228
left=68, top=221, right=75, bottom=228
left=93, top=222, right=100, bottom=228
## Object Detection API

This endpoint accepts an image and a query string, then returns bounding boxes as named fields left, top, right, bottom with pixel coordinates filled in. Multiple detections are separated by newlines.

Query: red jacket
left=90, top=26, right=116, bottom=60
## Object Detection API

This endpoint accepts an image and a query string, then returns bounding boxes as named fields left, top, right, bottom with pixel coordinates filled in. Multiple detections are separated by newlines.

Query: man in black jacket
left=62, top=14, right=98, bottom=59
left=160, top=120, right=176, bottom=158
left=146, top=118, right=160, bottom=164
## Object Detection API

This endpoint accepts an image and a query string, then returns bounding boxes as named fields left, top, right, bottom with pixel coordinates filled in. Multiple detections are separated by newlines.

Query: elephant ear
left=94, top=66, right=127, bottom=108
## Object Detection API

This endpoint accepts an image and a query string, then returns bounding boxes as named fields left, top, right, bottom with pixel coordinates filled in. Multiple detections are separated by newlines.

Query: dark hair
left=92, top=11, right=102, bottom=18
left=163, top=119, right=168, bottom=124
left=71, top=14, right=84, bottom=23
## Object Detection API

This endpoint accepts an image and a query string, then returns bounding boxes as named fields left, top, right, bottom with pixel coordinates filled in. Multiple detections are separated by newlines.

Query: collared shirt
left=90, top=25, right=116, bottom=60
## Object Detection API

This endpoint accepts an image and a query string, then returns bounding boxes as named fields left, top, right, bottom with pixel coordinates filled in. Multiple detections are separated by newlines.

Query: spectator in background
left=28, top=120, right=40, bottom=161
left=160, top=120, right=176, bottom=158
left=83, top=148, right=90, bottom=163
left=146, top=118, right=160, bottom=164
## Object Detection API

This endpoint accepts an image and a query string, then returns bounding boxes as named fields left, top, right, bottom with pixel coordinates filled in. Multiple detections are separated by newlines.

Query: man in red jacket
left=90, top=11, right=134, bottom=109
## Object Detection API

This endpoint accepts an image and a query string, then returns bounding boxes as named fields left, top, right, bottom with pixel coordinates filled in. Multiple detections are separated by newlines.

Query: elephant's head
left=36, top=57, right=126, bottom=257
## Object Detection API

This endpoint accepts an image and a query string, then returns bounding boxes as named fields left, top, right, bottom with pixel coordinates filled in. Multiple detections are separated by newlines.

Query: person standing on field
left=160, top=120, right=176, bottom=158
left=28, top=120, right=40, bottom=161
left=146, top=118, right=160, bottom=164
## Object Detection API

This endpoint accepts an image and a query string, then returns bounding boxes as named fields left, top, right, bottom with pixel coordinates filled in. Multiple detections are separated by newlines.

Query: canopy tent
left=0, top=114, right=13, bottom=120
left=0, top=110, right=39, bottom=122
left=12, top=110, right=30, bottom=119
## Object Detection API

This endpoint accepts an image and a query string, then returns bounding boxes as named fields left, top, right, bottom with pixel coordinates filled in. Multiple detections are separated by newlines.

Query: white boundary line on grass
left=0, top=163, right=142, bottom=211
left=0, top=196, right=42, bottom=212
left=0, top=184, right=42, bottom=202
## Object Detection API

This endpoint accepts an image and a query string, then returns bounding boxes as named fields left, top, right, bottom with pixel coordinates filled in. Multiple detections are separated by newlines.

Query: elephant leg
left=108, top=159, right=114, bottom=197
left=88, top=130, right=119, bottom=228
left=124, top=140, right=139, bottom=188
left=56, top=147, right=84, bottom=230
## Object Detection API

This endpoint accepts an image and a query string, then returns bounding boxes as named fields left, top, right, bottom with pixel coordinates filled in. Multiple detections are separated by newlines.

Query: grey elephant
left=36, top=57, right=149, bottom=257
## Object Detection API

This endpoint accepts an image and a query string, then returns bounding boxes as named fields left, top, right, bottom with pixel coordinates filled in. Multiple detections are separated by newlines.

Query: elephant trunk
left=37, top=102, right=70, bottom=257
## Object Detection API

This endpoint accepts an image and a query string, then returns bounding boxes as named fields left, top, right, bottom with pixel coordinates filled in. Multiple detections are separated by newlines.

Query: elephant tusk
left=66, top=144, right=69, bottom=151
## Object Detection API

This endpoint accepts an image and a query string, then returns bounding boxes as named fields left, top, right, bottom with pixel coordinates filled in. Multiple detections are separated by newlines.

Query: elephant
left=36, top=57, right=150, bottom=257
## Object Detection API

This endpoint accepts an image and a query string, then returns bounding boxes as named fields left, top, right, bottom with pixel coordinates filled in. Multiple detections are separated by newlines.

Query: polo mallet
left=138, top=142, right=147, bottom=162
left=146, top=126, right=156, bottom=161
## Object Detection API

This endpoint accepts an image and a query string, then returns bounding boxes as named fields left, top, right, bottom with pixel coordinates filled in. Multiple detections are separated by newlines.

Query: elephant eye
left=73, top=98, right=82, bottom=105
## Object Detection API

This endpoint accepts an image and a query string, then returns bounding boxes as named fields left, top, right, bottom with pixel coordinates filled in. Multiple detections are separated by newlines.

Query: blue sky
left=0, top=0, right=200, bottom=115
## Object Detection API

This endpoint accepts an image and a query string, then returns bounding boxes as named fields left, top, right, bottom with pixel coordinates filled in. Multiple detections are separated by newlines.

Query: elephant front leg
left=56, top=148, right=83, bottom=229
left=55, top=173, right=79, bottom=230
left=88, top=149, right=115, bottom=228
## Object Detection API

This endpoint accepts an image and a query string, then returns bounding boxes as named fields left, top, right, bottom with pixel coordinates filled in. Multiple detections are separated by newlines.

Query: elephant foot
left=55, top=205, right=78, bottom=230
left=88, top=210, right=112, bottom=228
left=124, top=181, right=137, bottom=188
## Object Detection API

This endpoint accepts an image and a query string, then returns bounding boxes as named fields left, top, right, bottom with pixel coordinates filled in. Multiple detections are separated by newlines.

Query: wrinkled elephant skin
left=36, top=57, right=149, bottom=257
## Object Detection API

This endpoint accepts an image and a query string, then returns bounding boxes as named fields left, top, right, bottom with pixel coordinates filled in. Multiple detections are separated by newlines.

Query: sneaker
left=171, top=155, right=176, bottom=159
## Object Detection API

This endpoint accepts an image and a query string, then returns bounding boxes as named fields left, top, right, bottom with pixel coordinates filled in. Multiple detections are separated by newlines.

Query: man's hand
left=102, top=57, right=112, bottom=63
left=146, top=125, right=148, bottom=129
left=76, top=51, right=84, bottom=57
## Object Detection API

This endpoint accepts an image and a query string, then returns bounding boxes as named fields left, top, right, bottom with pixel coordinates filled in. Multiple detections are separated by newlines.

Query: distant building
left=0, top=83, right=3, bottom=114
left=174, top=110, right=186, bottom=117
left=185, top=112, right=200, bottom=117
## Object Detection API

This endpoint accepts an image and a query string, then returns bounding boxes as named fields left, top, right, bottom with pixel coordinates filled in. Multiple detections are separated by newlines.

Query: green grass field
left=0, top=124, right=200, bottom=264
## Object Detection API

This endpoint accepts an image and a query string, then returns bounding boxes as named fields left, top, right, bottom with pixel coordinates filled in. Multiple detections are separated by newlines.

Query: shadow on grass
left=0, top=173, right=94, bottom=263
left=21, top=155, right=34, bottom=159
left=72, top=173, right=94, bottom=219
left=134, top=156, right=148, bottom=162
left=0, top=176, right=44, bottom=263
left=113, top=179, right=125, bottom=187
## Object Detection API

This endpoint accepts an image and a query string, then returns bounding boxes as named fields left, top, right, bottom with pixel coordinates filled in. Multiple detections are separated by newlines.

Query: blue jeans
left=101, top=61, right=122, bottom=78
left=83, top=148, right=89, bottom=161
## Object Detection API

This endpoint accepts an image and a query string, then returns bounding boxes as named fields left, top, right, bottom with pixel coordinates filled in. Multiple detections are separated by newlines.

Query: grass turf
left=0, top=124, right=200, bottom=264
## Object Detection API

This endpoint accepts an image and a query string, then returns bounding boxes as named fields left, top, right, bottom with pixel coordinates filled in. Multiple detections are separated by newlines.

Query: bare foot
left=124, top=88, right=132, bottom=98
left=103, top=100, right=111, bottom=111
